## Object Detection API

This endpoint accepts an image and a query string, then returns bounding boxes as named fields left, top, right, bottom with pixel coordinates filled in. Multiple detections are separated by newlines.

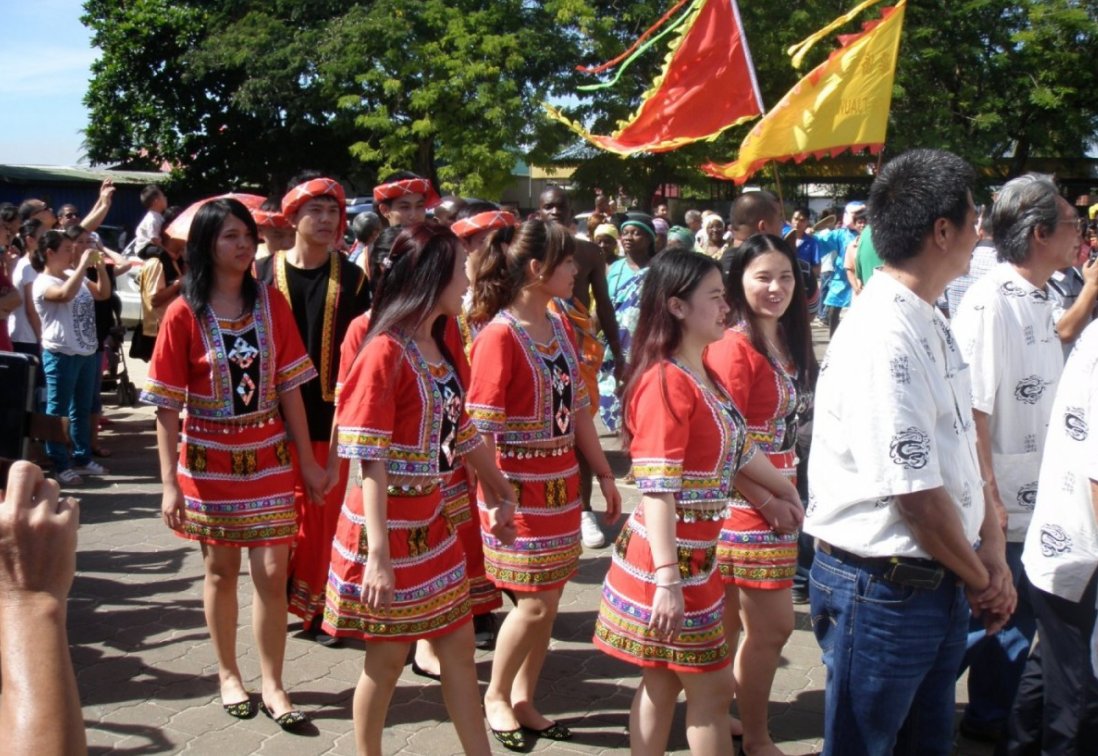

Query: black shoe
left=410, top=660, right=442, bottom=681
left=222, top=697, right=257, bottom=719
left=473, top=613, right=497, bottom=650
left=489, top=726, right=528, bottom=752
left=259, top=702, right=310, bottom=733
left=523, top=721, right=572, bottom=741
left=791, top=587, right=810, bottom=605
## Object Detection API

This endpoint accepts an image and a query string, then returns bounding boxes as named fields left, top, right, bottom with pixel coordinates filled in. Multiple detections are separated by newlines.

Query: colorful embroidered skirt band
left=717, top=449, right=799, bottom=589
left=478, top=451, right=582, bottom=592
left=288, top=440, right=349, bottom=623
left=443, top=465, right=501, bottom=614
left=322, top=485, right=472, bottom=642
left=175, top=419, right=297, bottom=547
left=594, top=503, right=729, bottom=673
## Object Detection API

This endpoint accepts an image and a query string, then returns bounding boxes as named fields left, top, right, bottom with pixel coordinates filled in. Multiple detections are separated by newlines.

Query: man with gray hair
left=951, top=173, right=1081, bottom=743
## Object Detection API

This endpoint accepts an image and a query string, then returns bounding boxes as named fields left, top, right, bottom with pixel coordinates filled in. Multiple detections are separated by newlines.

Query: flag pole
left=771, top=162, right=786, bottom=209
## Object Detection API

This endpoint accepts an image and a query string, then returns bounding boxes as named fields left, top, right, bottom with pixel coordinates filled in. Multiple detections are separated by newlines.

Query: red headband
left=372, top=178, right=441, bottom=209
left=281, top=178, right=347, bottom=237
left=251, top=208, right=292, bottom=230
left=451, top=210, right=518, bottom=240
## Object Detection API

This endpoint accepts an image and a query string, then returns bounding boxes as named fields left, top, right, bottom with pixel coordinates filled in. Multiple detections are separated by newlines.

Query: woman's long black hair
left=364, top=222, right=463, bottom=370
left=724, top=234, right=818, bottom=387
left=182, top=198, right=260, bottom=316
left=621, top=250, right=723, bottom=445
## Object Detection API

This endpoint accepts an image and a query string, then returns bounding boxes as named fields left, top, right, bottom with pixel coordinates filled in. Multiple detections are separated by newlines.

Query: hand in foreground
left=648, top=582, right=684, bottom=641
left=761, top=496, right=803, bottom=536
left=361, top=554, right=395, bottom=613
left=598, top=476, right=623, bottom=524
left=300, top=459, right=327, bottom=504
left=485, top=499, right=517, bottom=546
left=161, top=481, right=185, bottom=531
left=0, top=461, right=79, bottom=605
left=323, top=458, right=342, bottom=496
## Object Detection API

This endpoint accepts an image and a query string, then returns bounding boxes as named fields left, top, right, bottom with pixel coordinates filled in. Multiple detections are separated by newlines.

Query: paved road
left=18, top=331, right=995, bottom=754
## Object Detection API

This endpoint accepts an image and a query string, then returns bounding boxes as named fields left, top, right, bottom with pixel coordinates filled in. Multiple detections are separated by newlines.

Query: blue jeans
left=42, top=350, right=98, bottom=472
left=959, top=541, right=1036, bottom=729
left=810, top=547, right=970, bottom=756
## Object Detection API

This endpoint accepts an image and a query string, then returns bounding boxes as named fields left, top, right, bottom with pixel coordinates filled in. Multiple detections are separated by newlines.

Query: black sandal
left=259, top=702, right=309, bottom=732
left=523, top=721, right=572, bottom=740
left=222, top=698, right=256, bottom=719
left=489, top=726, right=528, bottom=752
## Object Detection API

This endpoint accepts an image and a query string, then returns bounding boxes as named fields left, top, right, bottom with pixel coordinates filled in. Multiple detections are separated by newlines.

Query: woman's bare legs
left=435, top=622, right=491, bottom=755
left=681, top=664, right=737, bottom=755
left=249, top=544, right=295, bottom=716
left=483, top=587, right=562, bottom=731
left=354, top=640, right=409, bottom=756
left=630, top=668, right=682, bottom=756
left=723, top=584, right=745, bottom=738
left=201, top=544, right=248, bottom=706
left=735, top=586, right=794, bottom=755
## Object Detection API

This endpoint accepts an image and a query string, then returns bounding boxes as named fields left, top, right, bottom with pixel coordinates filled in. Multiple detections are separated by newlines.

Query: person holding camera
left=31, top=227, right=112, bottom=486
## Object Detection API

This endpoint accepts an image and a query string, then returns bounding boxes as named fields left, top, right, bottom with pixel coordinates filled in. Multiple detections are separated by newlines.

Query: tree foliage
left=82, top=0, right=587, bottom=197
left=82, top=0, right=1098, bottom=203
left=552, top=0, right=1098, bottom=202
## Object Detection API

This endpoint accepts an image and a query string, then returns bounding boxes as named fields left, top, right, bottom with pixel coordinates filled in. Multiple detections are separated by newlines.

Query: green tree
left=81, top=0, right=588, bottom=197
left=549, top=0, right=1098, bottom=203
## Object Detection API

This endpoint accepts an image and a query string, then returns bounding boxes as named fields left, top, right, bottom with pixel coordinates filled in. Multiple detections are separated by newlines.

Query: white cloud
left=0, top=47, right=100, bottom=97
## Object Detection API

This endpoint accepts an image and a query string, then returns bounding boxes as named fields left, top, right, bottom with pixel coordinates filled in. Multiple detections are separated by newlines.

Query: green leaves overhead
left=81, top=0, right=1097, bottom=202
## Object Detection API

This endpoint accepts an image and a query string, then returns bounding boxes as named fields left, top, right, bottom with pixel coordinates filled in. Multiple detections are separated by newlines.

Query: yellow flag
left=703, top=0, right=906, bottom=184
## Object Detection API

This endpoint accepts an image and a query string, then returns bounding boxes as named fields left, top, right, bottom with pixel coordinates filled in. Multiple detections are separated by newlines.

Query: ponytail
left=469, top=218, right=572, bottom=324
left=469, top=224, right=520, bottom=325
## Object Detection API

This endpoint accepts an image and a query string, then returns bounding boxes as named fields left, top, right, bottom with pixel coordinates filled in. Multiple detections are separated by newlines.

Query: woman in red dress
left=704, top=234, right=816, bottom=756
left=468, top=218, right=622, bottom=750
left=595, top=251, right=802, bottom=755
left=143, top=199, right=326, bottom=730
left=323, top=223, right=517, bottom=756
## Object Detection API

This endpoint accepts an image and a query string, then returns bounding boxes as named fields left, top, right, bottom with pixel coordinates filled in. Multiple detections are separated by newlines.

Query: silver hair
left=990, top=173, right=1061, bottom=264
left=684, top=209, right=702, bottom=224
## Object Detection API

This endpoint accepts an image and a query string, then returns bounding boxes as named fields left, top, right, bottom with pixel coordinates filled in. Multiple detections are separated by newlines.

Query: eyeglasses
left=1059, top=217, right=1085, bottom=234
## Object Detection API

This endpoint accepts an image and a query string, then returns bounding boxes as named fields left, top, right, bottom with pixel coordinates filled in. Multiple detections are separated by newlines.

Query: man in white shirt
left=805, top=149, right=1015, bottom=756
left=951, top=174, right=1078, bottom=743
left=1008, top=318, right=1098, bottom=752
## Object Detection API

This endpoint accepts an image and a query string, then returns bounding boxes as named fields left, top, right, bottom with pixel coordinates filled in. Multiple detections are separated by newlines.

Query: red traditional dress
left=141, top=287, right=316, bottom=546
left=467, top=310, right=588, bottom=592
left=704, top=326, right=800, bottom=589
left=323, top=332, right=482, bottom=641
left=338, top=314, right=501, bottom=617
left=256, top=250, right=370, bottom=624
left=594, top=360, right=754, bottom=673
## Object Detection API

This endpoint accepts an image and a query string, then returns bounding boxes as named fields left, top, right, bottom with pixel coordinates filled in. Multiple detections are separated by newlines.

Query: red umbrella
left=164, top=193, right=266, bottom=241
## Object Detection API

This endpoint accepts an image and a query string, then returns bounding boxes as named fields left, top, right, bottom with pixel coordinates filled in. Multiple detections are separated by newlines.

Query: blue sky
left=1, top=0, right=98, bottom=165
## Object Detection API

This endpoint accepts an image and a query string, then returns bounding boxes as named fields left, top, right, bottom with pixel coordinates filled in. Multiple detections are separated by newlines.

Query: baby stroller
left=102, top=311, right=138, bottom=408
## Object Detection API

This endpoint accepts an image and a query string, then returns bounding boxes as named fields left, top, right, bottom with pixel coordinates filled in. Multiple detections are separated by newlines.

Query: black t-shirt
left=256, top=253, right=370, bottom=441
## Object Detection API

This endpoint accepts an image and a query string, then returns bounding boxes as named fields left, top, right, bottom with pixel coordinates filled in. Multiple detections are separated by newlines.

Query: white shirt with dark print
left=953, top=263, right=1064, bottom=542
left=805, top=272, right=985, bottom=558
left=1022, top=320, right=1098, bottom=603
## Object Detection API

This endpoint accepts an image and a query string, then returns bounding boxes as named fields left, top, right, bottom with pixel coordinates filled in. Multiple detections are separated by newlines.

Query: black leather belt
left=818, top=541, right=947, bottom=590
